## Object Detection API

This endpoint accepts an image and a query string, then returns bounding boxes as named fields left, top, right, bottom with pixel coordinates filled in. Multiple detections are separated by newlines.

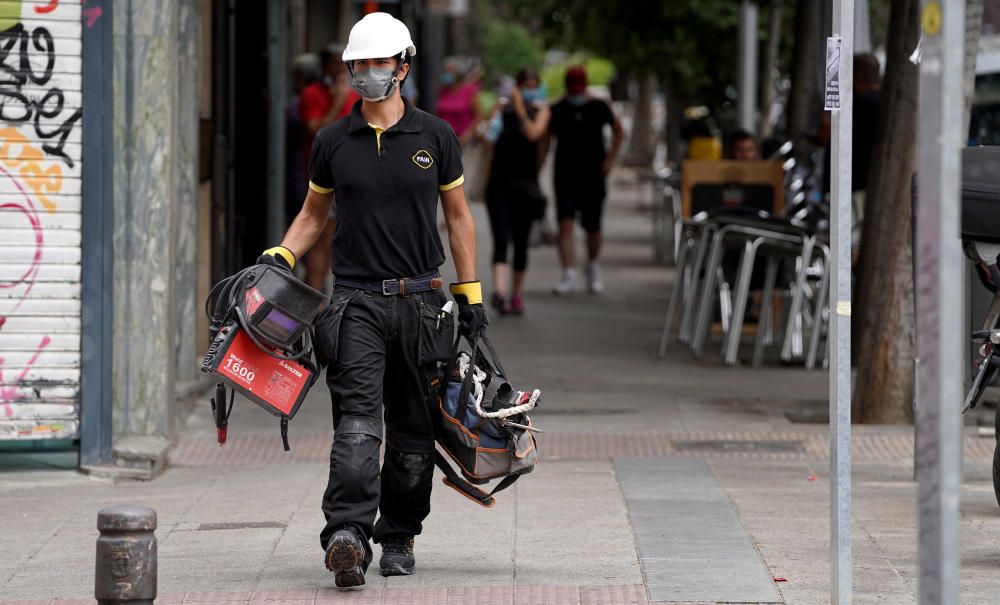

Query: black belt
left=335, top=272, right=443, bottom=296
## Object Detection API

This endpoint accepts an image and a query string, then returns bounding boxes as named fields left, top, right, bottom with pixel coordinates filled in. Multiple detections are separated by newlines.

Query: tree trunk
left=627, top=73, right=656, bottom=165
left=786, top=0, right=820, bottom=140
left=853, top=0, right=920, bottom=424
left=758, top=0, right=783, bottom=139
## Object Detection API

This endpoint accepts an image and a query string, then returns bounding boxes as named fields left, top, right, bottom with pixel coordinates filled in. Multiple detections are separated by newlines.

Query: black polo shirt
left=308, top=100, right=464, bottom=280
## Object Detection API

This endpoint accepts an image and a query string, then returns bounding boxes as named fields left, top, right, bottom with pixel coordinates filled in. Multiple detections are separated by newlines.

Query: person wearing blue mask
left=548, top=66, right=624, bottom=295
left=435, top=59, right=482, bottom=147
left=484, top=67, right=551, bottom=315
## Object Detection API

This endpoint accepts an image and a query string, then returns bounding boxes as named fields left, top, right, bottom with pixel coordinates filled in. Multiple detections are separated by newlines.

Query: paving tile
left=183, top=590, right=253, bottom=602
left=616, top=458, right=781, bottom=604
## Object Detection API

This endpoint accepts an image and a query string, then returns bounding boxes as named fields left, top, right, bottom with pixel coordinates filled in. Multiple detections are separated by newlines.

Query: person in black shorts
left=484, top=67, right=551, bottom=315
left=548, top=66, right=624, bottom=294
left=257, top=12, right=486, bottom=588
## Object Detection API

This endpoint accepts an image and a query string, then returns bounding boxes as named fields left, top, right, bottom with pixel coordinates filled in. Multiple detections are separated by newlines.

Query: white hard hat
left=342, top=12, right=416, bottom=62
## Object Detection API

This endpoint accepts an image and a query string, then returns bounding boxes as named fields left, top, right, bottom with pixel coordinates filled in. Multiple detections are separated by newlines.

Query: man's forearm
left=280, top=190, right=333, bottom=260
left=448, top=213, right=477, bottom=282
left=441, top=186, right=477, bottom=282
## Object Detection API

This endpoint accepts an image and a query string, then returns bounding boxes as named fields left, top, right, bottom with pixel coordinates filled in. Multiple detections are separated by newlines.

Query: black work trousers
left=315, top=286, right=454, bottom=558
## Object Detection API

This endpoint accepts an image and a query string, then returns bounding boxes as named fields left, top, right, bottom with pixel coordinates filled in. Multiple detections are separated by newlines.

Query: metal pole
left=80, top=0, right=114, bottom=467
left=829, top=1, right=854, bottom=603
left=418, top=1, right=448, bottom=113
left=738, top=0, right=759, bottom=131
left=915, top=1, right=965, bottom=603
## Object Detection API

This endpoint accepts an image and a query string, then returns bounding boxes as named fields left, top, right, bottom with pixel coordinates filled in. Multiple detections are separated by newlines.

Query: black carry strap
left=434, top=451, right=521, bottom=509
left=477, top=333, right=506, bottom=378
left=443, top=331, right=506, bottom=426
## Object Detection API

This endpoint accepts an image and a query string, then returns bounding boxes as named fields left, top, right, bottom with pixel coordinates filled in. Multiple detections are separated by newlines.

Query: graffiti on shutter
left=0, top=0, right=86, bottom=440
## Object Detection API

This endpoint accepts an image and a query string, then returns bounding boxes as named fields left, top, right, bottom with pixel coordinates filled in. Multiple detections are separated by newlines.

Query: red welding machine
left=201, top=264, right=326, bottom=450
left=205, top=324, right=312, bottom=416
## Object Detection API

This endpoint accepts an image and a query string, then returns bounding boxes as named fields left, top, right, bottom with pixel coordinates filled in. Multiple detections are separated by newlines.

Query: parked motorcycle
left=959, top=146, right=1000, bottom=507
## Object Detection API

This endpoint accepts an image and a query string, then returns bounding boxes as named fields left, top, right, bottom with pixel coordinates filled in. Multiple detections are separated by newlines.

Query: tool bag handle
left=434, top=451, right=521, bottom=509
left=443, top=331, right=506, bottom=425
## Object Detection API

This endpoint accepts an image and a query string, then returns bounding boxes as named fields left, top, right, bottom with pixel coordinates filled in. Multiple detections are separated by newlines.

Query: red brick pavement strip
left=0, top=585, right=665, bottom=605
left=170, top=430, right=995, bottom=467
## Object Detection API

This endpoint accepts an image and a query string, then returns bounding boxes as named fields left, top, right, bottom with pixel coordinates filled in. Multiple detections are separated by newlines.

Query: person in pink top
left=435, top=60, right=482, bottom=146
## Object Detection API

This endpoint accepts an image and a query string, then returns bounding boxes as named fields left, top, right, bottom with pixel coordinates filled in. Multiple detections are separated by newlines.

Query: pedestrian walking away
left=548, top=66, right=624, bottom=295
left=485, top=67, right=550, bottom=316
left=259, top=11, right=486, bottom=589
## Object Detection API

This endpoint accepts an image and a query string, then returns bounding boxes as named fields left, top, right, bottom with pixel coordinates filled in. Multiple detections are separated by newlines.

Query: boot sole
left=325, top=537, right=366, bottom=588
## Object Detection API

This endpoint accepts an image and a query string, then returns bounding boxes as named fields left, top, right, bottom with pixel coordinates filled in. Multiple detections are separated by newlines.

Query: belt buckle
left=381, top=279, right=395, bottom=296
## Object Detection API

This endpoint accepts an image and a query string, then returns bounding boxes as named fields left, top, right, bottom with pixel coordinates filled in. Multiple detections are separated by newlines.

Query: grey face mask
left=351, top=66, right=398, bottom=102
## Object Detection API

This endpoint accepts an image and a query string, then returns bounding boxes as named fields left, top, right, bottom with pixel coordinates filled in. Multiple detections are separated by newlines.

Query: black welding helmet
left=236, top=265, right=327, bottom=350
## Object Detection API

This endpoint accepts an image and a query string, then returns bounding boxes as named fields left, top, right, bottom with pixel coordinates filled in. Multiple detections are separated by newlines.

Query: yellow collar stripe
left=368, top=123, right=385, bottom=154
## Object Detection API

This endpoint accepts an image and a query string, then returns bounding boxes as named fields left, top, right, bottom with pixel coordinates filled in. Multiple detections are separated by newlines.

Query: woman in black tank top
left=484, top=67, right=551, bottom=316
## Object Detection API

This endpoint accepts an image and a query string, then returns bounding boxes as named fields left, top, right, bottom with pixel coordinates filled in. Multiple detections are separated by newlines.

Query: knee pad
left=335, top=417, right=383, bottom=443
left=332, top=418, right=382, bottom=480
left=384, top=448, right=434, bottom=493
left=387, top=448, right=434, bottom=472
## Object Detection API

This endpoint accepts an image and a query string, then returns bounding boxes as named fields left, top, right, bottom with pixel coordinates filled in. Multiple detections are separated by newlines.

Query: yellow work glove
left=450, top=281, right=488, bottom=337
left=258, top=246, right=296, bottom=271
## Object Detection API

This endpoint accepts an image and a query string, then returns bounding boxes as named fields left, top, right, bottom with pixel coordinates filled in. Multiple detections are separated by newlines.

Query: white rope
left=457, top=353, right=540, bottom=419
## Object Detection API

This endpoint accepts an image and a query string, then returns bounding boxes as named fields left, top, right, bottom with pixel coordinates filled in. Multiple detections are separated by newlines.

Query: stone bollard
left=95, top=505, right=157, bottom=605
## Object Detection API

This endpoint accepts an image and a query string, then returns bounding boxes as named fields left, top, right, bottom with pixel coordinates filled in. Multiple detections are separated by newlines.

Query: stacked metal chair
left=658, top=207, right=830, bottom=368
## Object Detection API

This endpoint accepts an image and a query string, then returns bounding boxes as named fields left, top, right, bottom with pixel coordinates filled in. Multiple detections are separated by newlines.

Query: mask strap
left=391, top=50, right=406, bottom=85
left=386, top=50, right=406, bottom=94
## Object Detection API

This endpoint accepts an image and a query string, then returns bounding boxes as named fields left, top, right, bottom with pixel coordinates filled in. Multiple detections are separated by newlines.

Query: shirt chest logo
left=411, top=149, right=434, bottom=170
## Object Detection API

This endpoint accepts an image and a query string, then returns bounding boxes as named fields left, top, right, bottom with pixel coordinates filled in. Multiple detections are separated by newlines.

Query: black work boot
left=325, top=527, right=369, bottom=588
left=379, top=535, right=415, bottom=576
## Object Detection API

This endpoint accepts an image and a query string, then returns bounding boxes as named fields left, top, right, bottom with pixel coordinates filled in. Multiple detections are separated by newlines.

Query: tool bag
left=435, top=332, right=540, bottom=508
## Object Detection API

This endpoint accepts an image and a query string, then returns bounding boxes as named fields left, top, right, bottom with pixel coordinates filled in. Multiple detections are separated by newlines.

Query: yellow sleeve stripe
left=439, top=175, right=465, bottom=192
left=309, top=181, right=334, bottom=194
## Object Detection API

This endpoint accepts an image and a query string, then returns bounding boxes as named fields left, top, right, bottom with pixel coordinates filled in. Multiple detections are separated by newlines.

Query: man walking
left=258, top=12, right=486, bottom=588
left=549, top=66, right=624, bottom=294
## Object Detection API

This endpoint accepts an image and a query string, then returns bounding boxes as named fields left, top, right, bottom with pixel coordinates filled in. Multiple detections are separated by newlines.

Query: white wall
left=0, top=0, right=84, bottom=441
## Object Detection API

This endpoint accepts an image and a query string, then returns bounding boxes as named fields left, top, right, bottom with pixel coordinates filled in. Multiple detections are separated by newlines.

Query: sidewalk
left=2, top=169, right=999, bottom=604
